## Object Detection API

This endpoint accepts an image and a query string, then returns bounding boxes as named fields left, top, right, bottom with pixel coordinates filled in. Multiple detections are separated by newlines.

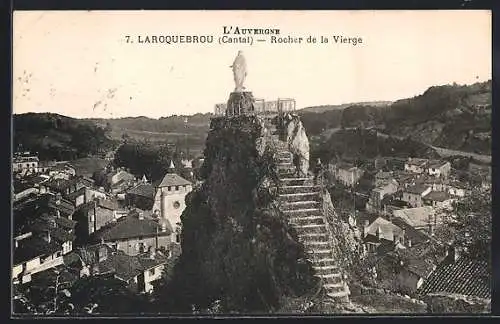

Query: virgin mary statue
left=230, top=50, right=247, bottom=92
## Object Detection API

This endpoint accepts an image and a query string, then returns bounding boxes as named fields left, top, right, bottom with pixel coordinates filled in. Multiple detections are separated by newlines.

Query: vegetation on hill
left=14, top=113, right=116, bottom=161
left=309, top=128, right=439, bottom=164
left=300, top=81, right=491, bottom=155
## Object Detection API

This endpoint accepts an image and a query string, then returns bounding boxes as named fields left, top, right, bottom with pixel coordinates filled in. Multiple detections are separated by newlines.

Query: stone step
left=295, top=224, right=328, bottom=235
left=307, top=249, right=332, bottom=257
left=311, top=258, right=337, bottom=266
left=316, top=272, right=343, bottom=280
left=282, top=200, right=321, bottom=210
left=279, top=192, right=321, bottom=202
left=279, top=185, right=321, bottom=195
left=279, top=178, right=313, bottom=186
left=290, top=215, right=325, bottom=226
left=303, top=241, right=331, bottom=248
left=298, top=233, right=330, bottom=241
left=283, top=208, right=321, bottom=217
left=313, top=264, right=340, bottom=271
left=324, top=283, right=346, bottom=292
left=326, top=290, right=350, bottom=299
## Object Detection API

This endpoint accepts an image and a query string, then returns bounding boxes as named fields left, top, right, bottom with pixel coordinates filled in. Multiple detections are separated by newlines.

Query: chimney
left=161, top=221, right=167, bottom=232
left=401, top=229, right=406, bottom=244
left=363, top=219, right=369, bottom=237
left=149, top=248, right=156, bottom=260
left=44, top=230, right=51, bottom=243
left=407, top=239, right=412, bottom=248
left=428, top=223, right=434, bottom=236
left=15, top=240, right=19, bottom=249
left=138, top=211, right=144, bottom=220
left=376, top=226, right=381, bottom=240
left=56, top=210, right=61, bottom=218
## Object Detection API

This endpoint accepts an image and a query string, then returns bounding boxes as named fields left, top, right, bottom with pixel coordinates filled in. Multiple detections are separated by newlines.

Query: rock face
left=281, top=114, right=310, bottom=176
left=161, top=115, right=318, bottom=313
left=423, top=293, right=491, bottom=313
left=226, top=91, right=255, bottom=116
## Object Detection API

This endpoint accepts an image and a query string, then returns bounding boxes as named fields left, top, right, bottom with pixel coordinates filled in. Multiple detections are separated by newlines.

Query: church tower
left=153, top=160, right=192, bottom=242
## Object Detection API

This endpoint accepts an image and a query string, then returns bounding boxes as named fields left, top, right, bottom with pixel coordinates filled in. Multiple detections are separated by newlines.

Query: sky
left=13, top=10, right=491, bottom=119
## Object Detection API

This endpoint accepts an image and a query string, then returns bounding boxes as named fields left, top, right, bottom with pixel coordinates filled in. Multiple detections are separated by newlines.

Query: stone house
left=329, top=162, right=364, bottom=187
left=422, top=191, right=455, bottom=209
left=367, top=179, right=399, bottom=212
left=126, top=183, right=155, bottom=211
left=13, top=232, right=65, bottom=284
left=392, top=206, right=439, bottom=235
left=91, top=209, right=173, bottom=256
left=73, top=197, right=124, bottom=242
left=404, top=158, right=429, bottom=174
left=427, top=160, right=451, bottom=178
left=362, top=217, right=405, bottom=253
left=402, top=184, right=432, bottom=208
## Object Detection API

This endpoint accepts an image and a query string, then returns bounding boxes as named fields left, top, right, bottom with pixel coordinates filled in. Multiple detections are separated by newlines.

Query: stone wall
left=423, top=293, right=491, bottom=314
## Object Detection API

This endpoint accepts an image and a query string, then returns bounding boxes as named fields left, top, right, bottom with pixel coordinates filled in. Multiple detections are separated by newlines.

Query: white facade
left=153, top=183, right=192, bottom=233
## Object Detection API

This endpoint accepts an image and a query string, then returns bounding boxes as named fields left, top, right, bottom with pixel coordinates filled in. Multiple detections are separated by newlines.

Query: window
left=149, top=268, right=155, bottom=276
left=175, top=186, right=179, bottom=191
left=173, top=201, right=181, bottom=209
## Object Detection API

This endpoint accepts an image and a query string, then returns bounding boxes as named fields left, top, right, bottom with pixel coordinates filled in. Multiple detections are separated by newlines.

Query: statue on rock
left=230, top=50, right=247, bottom=92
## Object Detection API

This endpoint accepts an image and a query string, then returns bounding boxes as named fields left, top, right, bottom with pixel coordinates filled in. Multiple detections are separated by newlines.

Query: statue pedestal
left=226, top=91, right=255, bottom=117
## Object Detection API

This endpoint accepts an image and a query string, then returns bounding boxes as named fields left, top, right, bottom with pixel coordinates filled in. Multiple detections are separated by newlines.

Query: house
left=42, top=177, right=87, bottom=199
left=362, top=217, right=405, bottom=253
left=392, top=206, right=440, bottom=235
left=28, top=213, right=76, bottom=255
left=37, top=160, right=57, bottom=173
left=422, top=191, right=455, bottom=209
left=107, top=169, right=135, bottom=187
left=417, top=249, right=491, bottom=299
left=153, top=164, right=193, bottom=236
left=402, top=184, right=432, bottom=207
left=13, top=233, right=65, bottom=284
left=404, top=158, right=429, bottom=174
left=47, top=163, right=77, bottom=179
left=12, top=152, right=39, bottom=173
left=427, top=160, right=451, bottom=178
left=374, top=171, right=394, bottom=187
left=92, top=209, right=173, bottom=256
left=366, top=179, right=399, bottom=212
left=126, top=183, right=155, bottom=211
left=73, top=197, right=124, bottom=241
left=393, top=171, right=419, bottom=190
left=329, top=162, right=364, bottom=187
left=447, top=181, right=469, bottom=197
left=72, top=244, right=172, bottom=294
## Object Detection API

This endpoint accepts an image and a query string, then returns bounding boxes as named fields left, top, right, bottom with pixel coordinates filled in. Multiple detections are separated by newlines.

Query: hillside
left=300, top=81, right=491, bottom=155
left=13, top=113, right=116, bottom=161
left=299, top=101, right=392, bottom=114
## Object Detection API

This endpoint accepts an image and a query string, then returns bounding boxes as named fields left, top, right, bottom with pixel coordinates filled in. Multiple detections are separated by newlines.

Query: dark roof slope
left=158, top=173, right=191, bottom=188
left=127, top=183, right=155, bottom=199
left=14, top=236, right=61, bottom=264
left=417, top=256, right=491, bottom=299
left=93, top=213, right=171, bottom=241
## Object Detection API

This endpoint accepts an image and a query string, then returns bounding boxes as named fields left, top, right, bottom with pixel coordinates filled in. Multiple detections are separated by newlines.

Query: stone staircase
left=264, top=116, right=350, bottom=302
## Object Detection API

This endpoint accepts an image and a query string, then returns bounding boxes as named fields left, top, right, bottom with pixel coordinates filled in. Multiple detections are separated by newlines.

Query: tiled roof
left=55, top=216, right=77, bottom=230
left=428, top=160, right=449, bottom=169
left=97, top=198, right=120, bottom=210
left=417, top=257, right=491, bottom=299
left=14, top=236, right=61, bottom=265
left=392, top=207, right=434, bottom=228
left=126, top=183, right=155, bottom=199
left=405, top=184, right=431, bottom=195
left=158, top=173, right=192, bottom=188
left=97, top=250, right=169, bottom=282
left=423, top=191, right=451, bottom=202
left=406, top=158, right=429, bottom=167
left=365, top=217, right=404, bottom=242
left=50, top=227, right=76, bottom=243
left=65, top=186, right=86, bottom=201
left=93, top=212, right=171, bottom=241
left=390, top=217, right=431, bottom=246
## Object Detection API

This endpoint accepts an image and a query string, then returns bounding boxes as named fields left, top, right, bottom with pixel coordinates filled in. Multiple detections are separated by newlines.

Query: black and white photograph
left=11, top=10, right=492, bottom=316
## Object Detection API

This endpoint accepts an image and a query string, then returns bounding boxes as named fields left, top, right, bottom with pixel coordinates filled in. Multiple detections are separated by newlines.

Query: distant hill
left=300, top=80, right=491, bottom=155
left=298, top=101, right=392, bottom=114
left=13, top=113, right=116, bottom=161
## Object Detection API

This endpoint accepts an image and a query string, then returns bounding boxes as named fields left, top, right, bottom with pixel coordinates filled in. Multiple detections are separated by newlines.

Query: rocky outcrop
left=423, top=293, right=491, bottom=313
left=159, top=115, right=318, bottom=313
left=280, top=114, right=310, bottom=177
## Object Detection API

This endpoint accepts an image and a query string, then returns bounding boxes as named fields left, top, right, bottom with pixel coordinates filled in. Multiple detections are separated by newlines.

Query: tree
left=447, top=192, right=491, bottom=263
